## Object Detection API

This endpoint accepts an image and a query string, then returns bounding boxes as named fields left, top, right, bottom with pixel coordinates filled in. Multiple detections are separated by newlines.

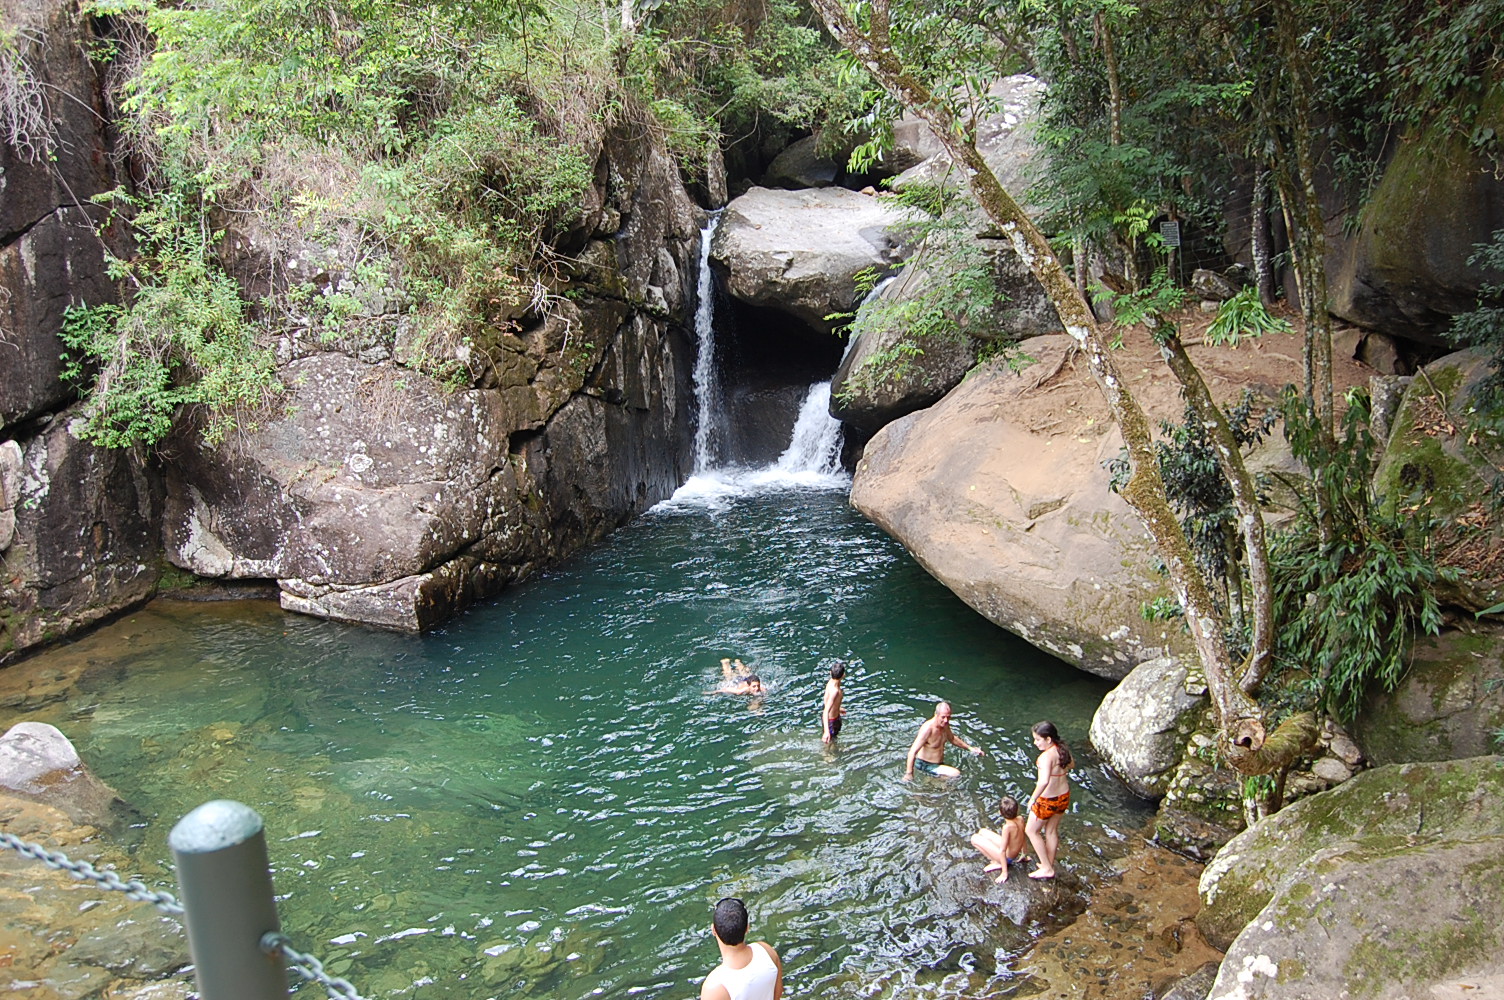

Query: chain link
left=4, top=832, right=366, bottom=1000
left=0, top=831, right=185, bottom=915
left=263, top=933, right=366, bottom=1000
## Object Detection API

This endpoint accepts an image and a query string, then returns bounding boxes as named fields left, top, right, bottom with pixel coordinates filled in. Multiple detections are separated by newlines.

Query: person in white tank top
left=700, top=897, right=783, bottom=1000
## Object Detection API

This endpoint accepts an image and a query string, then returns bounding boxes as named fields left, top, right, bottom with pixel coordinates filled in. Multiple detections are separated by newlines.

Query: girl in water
left=1024, top=720, right=1073, bottom=879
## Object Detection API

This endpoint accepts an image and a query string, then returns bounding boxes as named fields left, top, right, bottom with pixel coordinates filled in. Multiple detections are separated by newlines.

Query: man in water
left=713, top=675, right=764, bottom=697
left=904, top=700, right=984, bottom=779
left=701, top=896, right=783, bottom=1000
left=821, top=661, right=846, bottom=743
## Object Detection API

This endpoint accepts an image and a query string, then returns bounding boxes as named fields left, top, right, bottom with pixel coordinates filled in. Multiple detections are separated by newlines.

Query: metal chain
left=263, top=933, right=366, bottom=1000
left=0, top=831, right=185, bottom=915
left=3, top=833, right=366, bottom=1000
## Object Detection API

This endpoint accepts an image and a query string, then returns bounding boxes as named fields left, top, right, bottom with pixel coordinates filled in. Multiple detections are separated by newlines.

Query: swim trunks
left=825, top=716, right=842, bottom=739
left=1032, top=791, right=1070, bottom=819
left=914, top=758, right=943, bottom=777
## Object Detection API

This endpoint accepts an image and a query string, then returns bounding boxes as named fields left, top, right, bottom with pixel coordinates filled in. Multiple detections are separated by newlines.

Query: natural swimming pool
left=5, top=482, right=1153, bottom=999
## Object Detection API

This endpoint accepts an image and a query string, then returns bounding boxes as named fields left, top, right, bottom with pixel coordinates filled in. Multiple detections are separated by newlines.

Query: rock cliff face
left=2, top=1, right=707, bottom=651
left=159, top=130, right=703, bottom=632
left=1, top=2, right=159, bottom=661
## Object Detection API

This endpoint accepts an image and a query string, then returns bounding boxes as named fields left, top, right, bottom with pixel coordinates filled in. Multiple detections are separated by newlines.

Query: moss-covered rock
left=1197, top=756, right=1504, bottom=999
left=1372, top=347, right=1504, bottom=612
left=1356, top=620, right=1504, bottom=765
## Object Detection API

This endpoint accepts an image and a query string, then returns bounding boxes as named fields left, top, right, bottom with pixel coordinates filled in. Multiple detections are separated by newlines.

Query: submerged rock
left=1198, top=756, right=1504, bottom=999
left=0, top=721, right=136, bottom=833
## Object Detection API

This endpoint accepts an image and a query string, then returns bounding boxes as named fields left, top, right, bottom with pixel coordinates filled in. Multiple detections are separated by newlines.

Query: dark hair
left=1032, top=720, right=1073, bottom=770
left=747, top=675, right=761, bottom=685
left=999, top=796, right=1019, bottom=820
left=713, top=897, right=748, bottom=945
left=830, top=662, right=846, bottom=679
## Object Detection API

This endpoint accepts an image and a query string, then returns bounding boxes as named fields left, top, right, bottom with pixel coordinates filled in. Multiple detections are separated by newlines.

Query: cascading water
left=690, top=211, right=724, bottom=473
left=673, top=246, right=897, bottom=503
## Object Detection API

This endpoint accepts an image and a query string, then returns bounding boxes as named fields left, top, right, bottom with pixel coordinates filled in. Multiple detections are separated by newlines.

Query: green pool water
left=8, top=485, right=1151, bottom=999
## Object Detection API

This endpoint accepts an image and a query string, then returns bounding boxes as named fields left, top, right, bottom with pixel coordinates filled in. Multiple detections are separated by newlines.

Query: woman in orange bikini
left=1024, top=720, right=1073, bottom=879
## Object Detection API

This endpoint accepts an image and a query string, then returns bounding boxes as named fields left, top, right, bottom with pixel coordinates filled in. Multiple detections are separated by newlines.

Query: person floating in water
left=971, top=796, right=1030, bottom=883
left=904, top=700, right=984, bottom=780
left=712, top=674, right=764, bottom=697
left=821, top=661, right=846, bottom=743
left=701, top=896, right=783, bottom=1000
left=1025, top=720, right=1073, bottom=880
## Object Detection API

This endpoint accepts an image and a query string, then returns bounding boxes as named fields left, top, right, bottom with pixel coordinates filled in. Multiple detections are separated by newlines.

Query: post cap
left=168, top=800, right=266, bottom=854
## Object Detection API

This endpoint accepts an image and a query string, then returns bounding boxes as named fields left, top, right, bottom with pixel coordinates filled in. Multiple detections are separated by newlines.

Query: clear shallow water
left=8, top=483, right=1150, bottom=999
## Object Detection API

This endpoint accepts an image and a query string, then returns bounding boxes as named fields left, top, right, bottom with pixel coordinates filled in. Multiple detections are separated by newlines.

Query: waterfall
left=766, top=275, right=895, bottom=478
left=772, top=383, right=843, bottom=476
left=691, top=212, right=723, bottom=473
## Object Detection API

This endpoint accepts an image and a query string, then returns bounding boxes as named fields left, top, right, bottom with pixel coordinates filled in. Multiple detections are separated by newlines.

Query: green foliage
left=625, top=0, right=863, bottom=171
left=1267, top=389, right=1460, bottom=723
left=59, top=188, right=279, bottom=448
left=834, top=187, right=1016, bottom=404
left=1206, top=287, right=1294, bottom=346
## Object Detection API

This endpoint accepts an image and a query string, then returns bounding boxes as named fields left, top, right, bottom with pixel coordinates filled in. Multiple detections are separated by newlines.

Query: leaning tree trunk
left=806, top=0, right=1302, bottom=767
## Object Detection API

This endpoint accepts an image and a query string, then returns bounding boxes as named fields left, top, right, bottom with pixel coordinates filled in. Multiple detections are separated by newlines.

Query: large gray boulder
left=1327, top=96, right=1504, bottom=344
left=711, top=186, right=909, bottom=335
left=1198, top=757, right=1504, bottom=999
left=850, top=325, right=1376, bottom=680
left=1355, top=620, right=1504, bottom=766
left=851, top=336, right=1190, bottom=679
left=1089, top=657, right=1209, bottom=798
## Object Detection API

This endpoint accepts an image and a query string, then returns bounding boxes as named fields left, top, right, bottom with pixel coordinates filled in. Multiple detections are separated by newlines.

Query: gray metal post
left=169, top=800, right=289, bottom=1000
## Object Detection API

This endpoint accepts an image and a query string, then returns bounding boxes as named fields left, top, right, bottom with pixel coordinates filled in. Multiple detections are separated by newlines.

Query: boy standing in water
left=821, top=662, right=846, bottom=742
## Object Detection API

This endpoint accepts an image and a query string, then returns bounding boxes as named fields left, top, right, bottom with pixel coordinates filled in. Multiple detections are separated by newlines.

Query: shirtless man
left=701, top=897, right=783, bottom=1000
left=904, top=701, right=984, bottom=780
left=821, top=662, right=846, bottom=743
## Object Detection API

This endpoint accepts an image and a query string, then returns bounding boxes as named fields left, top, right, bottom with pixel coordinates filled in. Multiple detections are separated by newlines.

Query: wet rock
left=1198, top=756, right=1504, bottom=999
left=1, top=411, right=163, bottom=665
left=1090, top=657, right=1208, bottom=798
left=1157, top=961, right=1221, bottom=1000
left=69, top=914, right=188, bottom=978
left=0, top=723, right=135, bottom=832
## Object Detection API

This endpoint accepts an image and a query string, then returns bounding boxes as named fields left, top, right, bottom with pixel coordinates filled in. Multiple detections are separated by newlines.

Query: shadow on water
left=4, top=485, right=1153, bottom=1000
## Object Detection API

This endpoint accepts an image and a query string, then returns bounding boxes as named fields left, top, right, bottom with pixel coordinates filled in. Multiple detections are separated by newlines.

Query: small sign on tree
left=1159, top=220, right=1182, bottom=248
